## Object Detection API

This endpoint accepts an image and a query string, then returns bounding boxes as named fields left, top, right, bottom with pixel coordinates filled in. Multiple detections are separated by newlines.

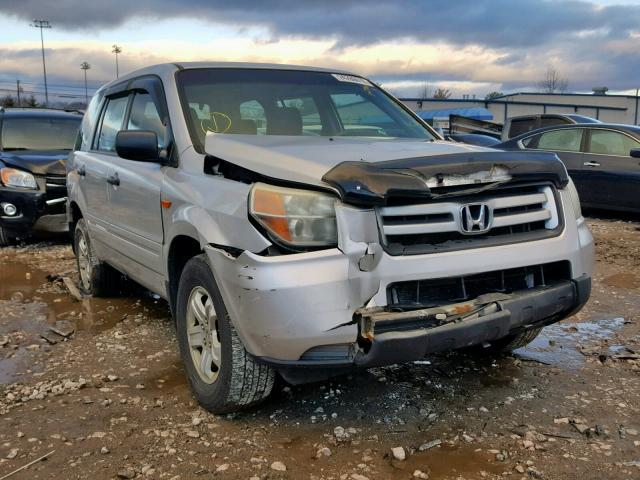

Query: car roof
left=510, top=122, right=640, bottom=139
left=0, top=108, right=83, bottom=119
left=97, top=61, right=358, bottom=93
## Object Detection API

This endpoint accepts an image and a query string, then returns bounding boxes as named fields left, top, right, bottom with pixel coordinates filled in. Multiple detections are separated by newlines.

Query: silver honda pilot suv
left=67, top=62, right=594, bottom=413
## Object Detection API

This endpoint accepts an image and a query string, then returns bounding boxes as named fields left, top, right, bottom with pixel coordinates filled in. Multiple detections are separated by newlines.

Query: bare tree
left=537, top=67, right=569, bottom=93
left=485, top=91, right=504, bottom=100
left=433, top=88, right=452, bottom=99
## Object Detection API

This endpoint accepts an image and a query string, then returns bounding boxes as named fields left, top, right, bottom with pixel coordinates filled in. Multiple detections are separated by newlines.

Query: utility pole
left=112, top=45, right=122, bottom=78
left=30, top=19, right=52, bottom=106
left=16, top=80, right=21, bottom=107
left=80, top=62, right=91, bottom=105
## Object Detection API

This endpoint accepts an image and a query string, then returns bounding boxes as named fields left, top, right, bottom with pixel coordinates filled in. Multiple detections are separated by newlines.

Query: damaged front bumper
left=353, top=276, right=590, bottom=368
left=205, top=233, right=592, bottom=384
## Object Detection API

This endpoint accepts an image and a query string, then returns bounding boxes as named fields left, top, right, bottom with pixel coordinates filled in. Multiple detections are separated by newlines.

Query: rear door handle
left=107, top=173, right=120, bottom=186
left=77, top=165, right=86, bottom=177
left=583, top=161, right=600, bottom=167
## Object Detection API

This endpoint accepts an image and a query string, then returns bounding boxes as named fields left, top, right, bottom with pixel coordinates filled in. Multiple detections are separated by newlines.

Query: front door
left=105, top=91, right=166, bottom=290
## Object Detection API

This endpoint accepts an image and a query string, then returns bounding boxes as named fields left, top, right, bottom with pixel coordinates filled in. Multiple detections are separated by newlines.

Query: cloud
left=2, top=0, right=639, bottom=48
left=1, top=0, right=639, bottom=98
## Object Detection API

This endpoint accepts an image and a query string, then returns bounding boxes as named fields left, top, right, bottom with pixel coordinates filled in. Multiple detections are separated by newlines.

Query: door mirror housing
left=630, top=148, right=640, bottom=159
left=115, top=130, right=160, bottom=162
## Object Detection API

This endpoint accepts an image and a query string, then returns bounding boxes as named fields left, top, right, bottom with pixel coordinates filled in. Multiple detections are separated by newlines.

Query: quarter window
left=96, top=96, right=129, bottom=152
left=587, top=130, right=640, bottom=157
left=331, top=93, right=392, bottom=137
left=127, top=93, right=166, bottom=149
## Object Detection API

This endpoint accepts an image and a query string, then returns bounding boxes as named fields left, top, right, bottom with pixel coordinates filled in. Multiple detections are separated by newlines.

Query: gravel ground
left=0, top=217, right=639, bottom=480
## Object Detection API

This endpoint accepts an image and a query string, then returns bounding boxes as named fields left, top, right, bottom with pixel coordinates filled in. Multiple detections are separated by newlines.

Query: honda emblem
left=460, top=203, right=492, bottom=234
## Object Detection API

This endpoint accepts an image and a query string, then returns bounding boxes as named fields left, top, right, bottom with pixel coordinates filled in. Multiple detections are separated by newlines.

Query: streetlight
left=80, top=62, right=91, bottom=105
left=30, top=19, right=52, bottom=106
left=112, top=44, right=122, bottom=78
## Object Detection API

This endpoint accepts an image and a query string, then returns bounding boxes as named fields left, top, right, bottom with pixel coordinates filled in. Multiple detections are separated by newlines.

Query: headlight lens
left=566, top=178, right=582, bottom=219
left=0, top=167, right=37, bottom=189
left=249, top=183, right=338, bottom=248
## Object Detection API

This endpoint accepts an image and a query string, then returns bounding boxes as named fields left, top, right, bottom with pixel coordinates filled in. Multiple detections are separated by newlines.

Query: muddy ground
left=0, top=217, right=639, bottom=480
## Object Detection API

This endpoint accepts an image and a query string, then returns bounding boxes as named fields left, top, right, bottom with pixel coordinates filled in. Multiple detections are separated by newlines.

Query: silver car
left=67, top=63, right=594, bottom=413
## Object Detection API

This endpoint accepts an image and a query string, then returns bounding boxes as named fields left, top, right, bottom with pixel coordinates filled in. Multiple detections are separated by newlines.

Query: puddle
left=398, top=444, right=503, bottom=478
left=0, top=260, right=169, bottom=332
left=0, top=259, right=171, bottom=384
left=516, top=317, right=625, bottom=368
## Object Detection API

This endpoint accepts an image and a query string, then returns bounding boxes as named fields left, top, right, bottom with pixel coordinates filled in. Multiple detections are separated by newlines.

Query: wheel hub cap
left=186, top=286, right=221, bottom=384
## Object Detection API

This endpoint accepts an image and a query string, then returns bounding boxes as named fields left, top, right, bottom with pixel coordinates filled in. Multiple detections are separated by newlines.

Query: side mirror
left=630, top=148, right=640, bottom=159
left=115, top=130, right=160, bottom=162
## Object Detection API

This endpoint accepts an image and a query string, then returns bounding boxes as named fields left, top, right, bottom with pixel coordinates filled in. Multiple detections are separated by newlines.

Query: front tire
left=74, top=218, right=120, bottom=296
left=176, top=254, right=275, bottom=413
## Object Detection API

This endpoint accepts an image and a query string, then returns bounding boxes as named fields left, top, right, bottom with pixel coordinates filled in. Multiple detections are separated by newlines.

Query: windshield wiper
left=2, top=147, right=29, bottom=151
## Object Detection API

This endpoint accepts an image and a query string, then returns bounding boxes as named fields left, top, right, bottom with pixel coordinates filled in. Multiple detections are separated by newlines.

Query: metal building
left=401, top=92, right=640, bottom=126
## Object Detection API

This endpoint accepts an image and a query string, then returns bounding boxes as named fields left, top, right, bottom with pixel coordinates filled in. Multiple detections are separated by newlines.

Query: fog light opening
left=1, top=203, right=18, bottom=216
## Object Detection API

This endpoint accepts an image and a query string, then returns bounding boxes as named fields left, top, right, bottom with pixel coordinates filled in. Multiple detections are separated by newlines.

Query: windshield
left=177, top=68, right=435, bottom=150
left=1, top=116, right=81, bottom=151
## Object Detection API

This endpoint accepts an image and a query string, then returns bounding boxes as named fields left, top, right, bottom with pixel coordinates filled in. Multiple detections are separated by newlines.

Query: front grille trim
left=377, top=183, right=565, bottom=255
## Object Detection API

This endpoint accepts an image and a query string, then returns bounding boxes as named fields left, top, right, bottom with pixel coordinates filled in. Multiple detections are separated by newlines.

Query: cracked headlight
left=0, top=167, right=37, bottom=189
left=249, top=183, right=338, bottom=248
left=566, top=178, right=582, bottom=220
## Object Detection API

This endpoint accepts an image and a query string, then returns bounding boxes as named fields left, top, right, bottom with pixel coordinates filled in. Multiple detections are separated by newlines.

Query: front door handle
left=77, top=165, right=86, bottom=177
left=107, top=173, right=120, bottom=186
left=583, top=161, right=600, bottom=167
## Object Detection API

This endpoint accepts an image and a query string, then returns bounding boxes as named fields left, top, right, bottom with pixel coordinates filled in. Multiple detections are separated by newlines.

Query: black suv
left=0, top=108, right=82, bottom=245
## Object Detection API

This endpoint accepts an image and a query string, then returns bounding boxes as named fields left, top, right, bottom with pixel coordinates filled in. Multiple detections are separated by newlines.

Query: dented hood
left=204, top=134, right=568, bottom=206
left=0, top=150, right=68, bottom=175
left=205, top=134, right=488, bottom=185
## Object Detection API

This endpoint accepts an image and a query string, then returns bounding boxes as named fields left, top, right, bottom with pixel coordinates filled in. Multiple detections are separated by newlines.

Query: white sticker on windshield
left=332, top=73, right=372, bottom=86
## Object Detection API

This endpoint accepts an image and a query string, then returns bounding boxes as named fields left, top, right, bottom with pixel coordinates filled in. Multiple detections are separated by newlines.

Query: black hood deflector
left=321, top=150, right=569, bottom=206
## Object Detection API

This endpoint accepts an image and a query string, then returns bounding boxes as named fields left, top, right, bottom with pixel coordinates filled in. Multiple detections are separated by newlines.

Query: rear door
left=579, top=128, right=640, bottom=211
left=83, top=93, right=130, bottom=253
left=105, top=82, right=168, bottom=290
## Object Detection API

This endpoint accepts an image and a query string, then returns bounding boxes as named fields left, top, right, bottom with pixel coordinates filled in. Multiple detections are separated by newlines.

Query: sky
left=0, top=0, right=639, bottom=102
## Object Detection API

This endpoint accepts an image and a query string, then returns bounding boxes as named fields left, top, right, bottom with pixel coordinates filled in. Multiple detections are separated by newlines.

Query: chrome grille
left=378, top=185, right=562, bottom=255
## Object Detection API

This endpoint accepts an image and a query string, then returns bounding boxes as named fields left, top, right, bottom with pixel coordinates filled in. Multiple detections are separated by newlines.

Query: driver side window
left=127, top=92, right=166, bottom=149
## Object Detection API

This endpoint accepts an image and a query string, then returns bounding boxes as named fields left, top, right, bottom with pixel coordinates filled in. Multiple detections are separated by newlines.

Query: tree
left=485, top=91, right=504, bottom=100
left=433, top=88, right=452, bottom=99
left=25, top=95, right=39, bottom=107
left=1, top=95, right=16, bottom=107
left=537, top=67, right=569, bottom=93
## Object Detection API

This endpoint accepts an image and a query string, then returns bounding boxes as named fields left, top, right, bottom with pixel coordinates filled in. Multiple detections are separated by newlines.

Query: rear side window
left=1, top=116, right=81, bottom=151
left=127, top=92, right=166, bottom=149
left=509, top=118, right=536, bottom=138
left=77, top=93, right=103, bottom=151
left=96, top=95, right=129, bottom=152
left=528, top=128, right=583, bottom=152
left=588, top=129, right=640, bottom=157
